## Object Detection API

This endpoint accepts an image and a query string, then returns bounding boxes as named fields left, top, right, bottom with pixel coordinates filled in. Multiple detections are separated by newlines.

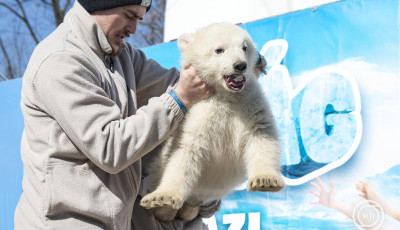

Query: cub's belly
left=183, top=100, right=248, bottom=199
left=193, top=160, right=247, bottom=200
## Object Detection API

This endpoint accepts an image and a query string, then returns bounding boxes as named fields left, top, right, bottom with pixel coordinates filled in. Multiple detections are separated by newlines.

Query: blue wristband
left=169, top=90, right=187, bottom=114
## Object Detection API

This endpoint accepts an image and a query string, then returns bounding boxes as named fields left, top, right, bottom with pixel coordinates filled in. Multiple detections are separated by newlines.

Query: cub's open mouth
left=225, top=75, right=246, bottom=91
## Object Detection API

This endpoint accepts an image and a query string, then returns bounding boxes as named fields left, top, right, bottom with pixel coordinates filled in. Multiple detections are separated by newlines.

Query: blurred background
left=0, top=0, right=339, bottom=82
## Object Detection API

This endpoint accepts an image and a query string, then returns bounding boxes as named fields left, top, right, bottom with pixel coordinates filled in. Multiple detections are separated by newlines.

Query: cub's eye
left=215, top=48, right=224, bottom=54
left=242, top=46, right=247, bottom=52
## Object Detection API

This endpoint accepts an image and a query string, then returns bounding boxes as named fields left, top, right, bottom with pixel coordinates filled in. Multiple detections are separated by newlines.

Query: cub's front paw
left=140, top=192, right=183, bottom=210
left=247, top=173, right=285, bottom=192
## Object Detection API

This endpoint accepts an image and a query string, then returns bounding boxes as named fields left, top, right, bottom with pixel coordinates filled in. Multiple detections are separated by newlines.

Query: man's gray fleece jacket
left=14, top=1, right=184, bottom=229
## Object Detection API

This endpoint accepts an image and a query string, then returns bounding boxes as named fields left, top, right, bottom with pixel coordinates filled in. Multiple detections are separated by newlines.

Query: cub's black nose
left=234, top=62, right=247, bottom=72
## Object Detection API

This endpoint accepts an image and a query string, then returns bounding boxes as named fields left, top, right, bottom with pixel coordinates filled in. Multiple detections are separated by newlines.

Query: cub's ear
left=177, top=33, right=194, bottom=52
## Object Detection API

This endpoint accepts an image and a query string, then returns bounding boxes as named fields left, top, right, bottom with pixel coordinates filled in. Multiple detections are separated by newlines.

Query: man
left=14, top=0, right=217, bottom=229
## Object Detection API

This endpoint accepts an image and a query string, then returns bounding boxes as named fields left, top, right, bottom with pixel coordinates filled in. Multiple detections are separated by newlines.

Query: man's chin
left=109, top=44, right=123, bottom=57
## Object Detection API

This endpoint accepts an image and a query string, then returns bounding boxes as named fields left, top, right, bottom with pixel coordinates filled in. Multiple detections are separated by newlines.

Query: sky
left=0, top=0, right=165, bottom=80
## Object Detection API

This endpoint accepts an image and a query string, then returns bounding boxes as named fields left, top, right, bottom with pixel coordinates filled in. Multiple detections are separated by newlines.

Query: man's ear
left=177, top=33, right=193, bottom=52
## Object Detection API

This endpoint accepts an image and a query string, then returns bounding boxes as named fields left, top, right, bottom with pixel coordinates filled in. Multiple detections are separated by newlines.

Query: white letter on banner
left=223, top=213, right=245, bottom=230
left=258, top=39, right=362, bottom=185
left=259, top=40, right=301, bottom=167
left=248, top=212, right=260, bottom=230
left=299, top=70, right=361, bottom=163
left=203, top=216, right=218, bottom=230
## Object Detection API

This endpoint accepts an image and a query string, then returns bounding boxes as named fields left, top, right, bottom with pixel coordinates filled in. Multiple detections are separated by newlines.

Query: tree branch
left=40, top=0, right=52, bottom=6
left=0, top=0, right=40, bottom=44
left=62, top=0, right=71, bottom=16
left=0, top=72, right=8, bottom=81
left=51, top=0, right=62, bottom=25
left=15, top=0, right=40, bottom=44
left=50, top=0, right=71, bottom=26
left=0, top=2, right=24, bottom=21
left=0, top=36, right=15, bottom=80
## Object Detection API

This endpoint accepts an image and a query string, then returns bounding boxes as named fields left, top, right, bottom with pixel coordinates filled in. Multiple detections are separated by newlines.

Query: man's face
left=91, top=5, right=146, bottom=56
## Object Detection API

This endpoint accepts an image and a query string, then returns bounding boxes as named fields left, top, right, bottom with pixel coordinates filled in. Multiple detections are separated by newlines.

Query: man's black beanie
left=78, top=0, right=152, bottom=13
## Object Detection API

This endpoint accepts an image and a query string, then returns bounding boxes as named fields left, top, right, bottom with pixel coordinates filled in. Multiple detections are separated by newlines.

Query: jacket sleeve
left=198, top=199, right=221, bottom=218
left=128, top=45, right=180, bottom=107
left=33, top=51, right=184, bottom=174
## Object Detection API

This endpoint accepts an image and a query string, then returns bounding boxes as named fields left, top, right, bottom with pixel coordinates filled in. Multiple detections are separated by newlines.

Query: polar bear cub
left=140, top=22, right=285, bottom=221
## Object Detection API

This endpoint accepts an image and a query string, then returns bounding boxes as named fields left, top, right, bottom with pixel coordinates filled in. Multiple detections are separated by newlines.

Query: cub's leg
left=140, top=148, right=202, bottom=210
left=245, top=135, right=285, bottom=192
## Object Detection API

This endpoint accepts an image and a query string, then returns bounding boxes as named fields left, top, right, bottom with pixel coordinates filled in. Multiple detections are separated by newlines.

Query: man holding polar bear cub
left=15, top=0, right=278, bottom=230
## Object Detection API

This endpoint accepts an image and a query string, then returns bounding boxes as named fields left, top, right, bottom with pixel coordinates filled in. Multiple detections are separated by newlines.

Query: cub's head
left=177, top=22, right=258, bottom=93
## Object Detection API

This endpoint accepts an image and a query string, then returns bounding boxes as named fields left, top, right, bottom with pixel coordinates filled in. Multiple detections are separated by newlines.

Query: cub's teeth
left=235, top=76, right=244, bottom=82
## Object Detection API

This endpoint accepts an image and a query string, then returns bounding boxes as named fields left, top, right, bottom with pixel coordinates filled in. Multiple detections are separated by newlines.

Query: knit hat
left=78, top=0, right=152, bottom=13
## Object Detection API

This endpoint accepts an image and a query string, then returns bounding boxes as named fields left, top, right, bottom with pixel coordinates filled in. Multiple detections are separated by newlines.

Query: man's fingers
left=188, top=66, right=196, bottom=74
left=192, top=77, right=203, bottom=85
left=206, top=88, right=215, bottom=96
left=200, top=84, right=208, bottom=90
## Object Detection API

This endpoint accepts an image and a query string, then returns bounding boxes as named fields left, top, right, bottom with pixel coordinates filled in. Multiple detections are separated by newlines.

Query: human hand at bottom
left=309, top=177, right=337, bottom=209
left=356, top=181, right=381, bottom=208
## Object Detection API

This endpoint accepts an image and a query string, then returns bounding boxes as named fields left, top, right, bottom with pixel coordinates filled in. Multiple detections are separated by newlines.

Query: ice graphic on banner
left=259, top=40, right=362, bottom=186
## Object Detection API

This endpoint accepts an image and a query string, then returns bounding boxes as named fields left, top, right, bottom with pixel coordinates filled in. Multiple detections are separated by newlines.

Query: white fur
left=140, top=22, right=285, bottom=221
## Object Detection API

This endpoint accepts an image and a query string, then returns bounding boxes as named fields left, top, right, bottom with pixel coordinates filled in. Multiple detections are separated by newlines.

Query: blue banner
left=143, top=0, right=400, bottom=229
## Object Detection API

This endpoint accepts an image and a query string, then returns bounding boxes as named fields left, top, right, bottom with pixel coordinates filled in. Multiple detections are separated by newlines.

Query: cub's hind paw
left=140, top=192, right=183, bottom=210
left=247, top=173, right=285, bottom=192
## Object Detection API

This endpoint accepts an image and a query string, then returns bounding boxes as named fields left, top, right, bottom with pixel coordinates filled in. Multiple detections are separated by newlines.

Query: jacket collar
left=64, top=1, right=113, bottom=60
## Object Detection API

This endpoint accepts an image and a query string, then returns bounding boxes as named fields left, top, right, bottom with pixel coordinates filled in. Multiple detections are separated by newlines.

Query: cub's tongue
left=226, top=76, right=246, bottom=91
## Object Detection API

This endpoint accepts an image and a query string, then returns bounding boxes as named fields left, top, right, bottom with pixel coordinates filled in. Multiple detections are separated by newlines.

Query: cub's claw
left=247, top=174, right=285, bottom=192
left=140, top=192, right=183, bottom=210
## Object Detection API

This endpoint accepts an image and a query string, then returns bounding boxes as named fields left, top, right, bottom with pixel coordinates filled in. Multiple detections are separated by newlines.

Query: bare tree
left=0, top=0, right=73, bottom=80
left=0, top=0, right=40, bottom=44
left=40, top=0, right=72, bottom=26
left=0, top=0, right=73, bottom=43
left=0, top=36, right=15, bottom=79
left=0, top=0, right=166, bottom=82
left=131, top=0, right=166, bottom=47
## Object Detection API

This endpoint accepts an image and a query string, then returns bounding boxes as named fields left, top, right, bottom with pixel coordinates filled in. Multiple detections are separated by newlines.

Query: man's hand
left=254, top=53, right=267, bottom=79
left=174, top=66, right=214, bottom=108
